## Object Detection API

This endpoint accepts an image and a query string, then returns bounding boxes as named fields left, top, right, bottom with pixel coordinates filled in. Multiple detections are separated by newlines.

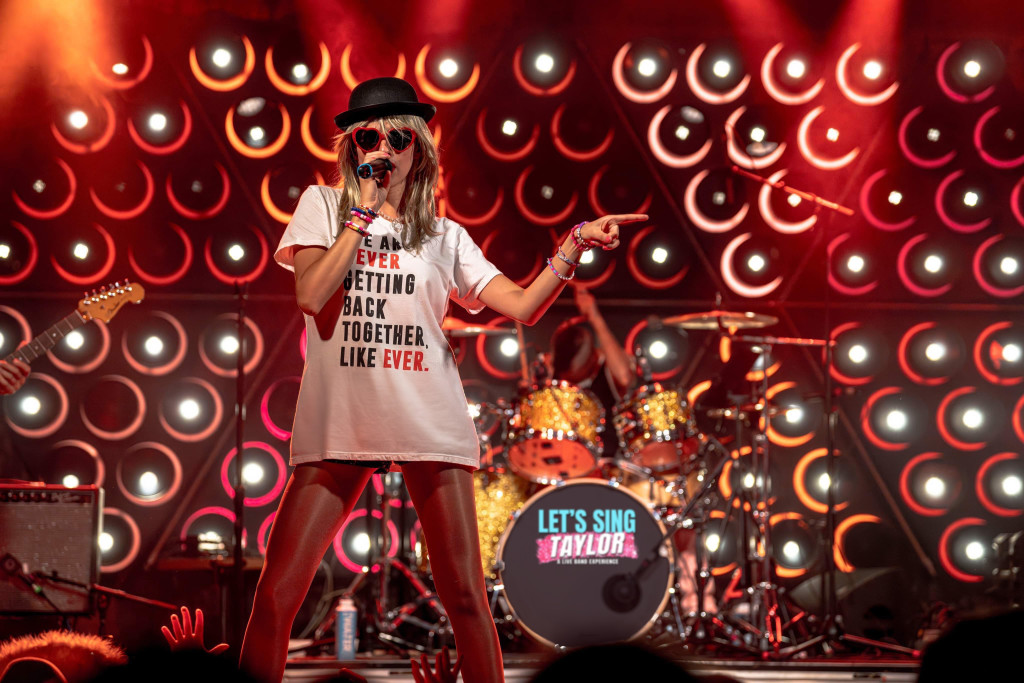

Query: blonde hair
left=331, top=114, right=441, bottom=252
left=0, top=630, right=126, bottom=683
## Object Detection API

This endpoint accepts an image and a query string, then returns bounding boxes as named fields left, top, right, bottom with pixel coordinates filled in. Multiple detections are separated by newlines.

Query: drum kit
left=356, top=308, right=838, bottom=656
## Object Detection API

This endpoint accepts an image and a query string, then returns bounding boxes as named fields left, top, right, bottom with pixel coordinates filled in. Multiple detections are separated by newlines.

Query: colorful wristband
left=356, top=204, right=379, bottom=220
left=546, top=257, right=575, bottom=281
left=344, top=220, right=368, bottom=236
left=571, top=221, right=595, bottom=252
left=556, top=245, right=580, bottom=267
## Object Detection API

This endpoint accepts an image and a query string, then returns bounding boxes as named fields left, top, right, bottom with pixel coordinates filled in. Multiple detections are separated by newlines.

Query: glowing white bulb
left=20, top=396, right=41, bottom=416
left=712, top=191, right=726, bottom=206
left=826, top=128, right=840, bottom=142
left=963, top=191, right=979, bottom=207
left=863, top=60, right=883, bottom=80
left=785, top=407, right=803, bottom=424
left=651, top=247, right=668, bottom=264
left=63, top=474, right=80, bottom=489
left=787, top=194, right=802, bottom=207
left=501, top=119, right=518, bottom=136
left=782, top=541, right=801, bottom=560
left=73, top=243, right=90, bottom=260
left=467, top=403, right=481, bottom=419
left=848, top=344, right=868, bottom=364
left=964, top=541, right=985, bottom=561
left=242, top=462, right=264, bottom=485
left=818, top=473, right=831, bottom=491
left=712, top=59, right=731, bottom=78
left=747, top=253, right=766, bottom=272
left=888, top=191, right=903, bottom=206
left=352, top=532, right=372, bottom=554
left=885, top=410, right=908, bottom=431
left=846, top=255, right=865, bottom=273
left=499, top=338, right=519, bottom=357
left=65, top=331, right=85, bottom=350
left=179, top=399, right=200, bottom=420
left=1002, top=344, right=1022, bottom=363
left=786, top=59, right=806, bottom=79
left=924, top=476, right=946, bottom=499
left=540, top=185, right=554, bottom=200
left=926, top=128, right=941, bottom=142
left=742, top=472, right=755, bottom=489
left=648, top=340, right=669, bottom=359
left=148, top=113, right=167, bottom=132
left=705, top=533, right=721, bottom=552
left=580, top=250, right=594, bottom=265
left=291, top=63, right=310, bottom=81
left=227, top=244, right=245, bottom=261
left=925, top=343, right=946, bottom=361
left=750, top=126, right=766, bottom=143
left=220, top=335, right=240, bottom=354
left=674, top=125, right=690, bottom=141
left=111, top=63, right=129, bottom=75
left=962, top=408, right=983, bottom=429
left=144, top=336, right=164, bottom=356
left=963, top=60, right=981, bottom=78
left=212, top=48, right=232, bottom=68
left=99, top=532, right=114, bottom=552
left=924, top=254, right=943, bottom=273
left=249, top=126, right=265, bottom=142
left=637, top=57, right=657, bottom=77
left=1002, top=475, right=1023, bottom=496
left=534, top=53, right=554, bottom=73
left=138, top=471, right=160, bottom=496
left=0, top=243, right=10, bottom=260
left=438, top=58, right=459, bottom=78
left=1000, top=257, right=1019, bottom=275
left=68, top=110, right=89, bottom=129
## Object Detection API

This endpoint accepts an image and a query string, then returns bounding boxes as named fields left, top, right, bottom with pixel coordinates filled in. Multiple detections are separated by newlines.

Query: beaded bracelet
left=555, top=245, right=580, bottom=267
left=356, top=204, right=379, bottom=220
left=546, top=257, right=574, bottom=281
left=350, top=207, right=373, bottom=222
left=344, top=220, right=368, bottom=237
left=571, top=221, right=595, bottom=252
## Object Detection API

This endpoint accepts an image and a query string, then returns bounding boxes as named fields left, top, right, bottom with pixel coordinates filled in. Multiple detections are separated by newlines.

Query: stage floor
left=283, top=654, right=920, bottom=682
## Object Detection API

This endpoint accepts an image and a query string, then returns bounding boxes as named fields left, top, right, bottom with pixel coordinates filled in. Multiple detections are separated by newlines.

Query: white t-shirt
left=275, top=185, right=501, bottom=468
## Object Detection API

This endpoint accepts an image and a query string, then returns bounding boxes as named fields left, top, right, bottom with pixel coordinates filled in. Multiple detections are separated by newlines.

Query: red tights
left=239, top=461, right=503, bottom=683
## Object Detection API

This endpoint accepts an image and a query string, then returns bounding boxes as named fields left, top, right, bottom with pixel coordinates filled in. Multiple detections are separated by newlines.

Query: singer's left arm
left=477, top=213, right=648, bottom=326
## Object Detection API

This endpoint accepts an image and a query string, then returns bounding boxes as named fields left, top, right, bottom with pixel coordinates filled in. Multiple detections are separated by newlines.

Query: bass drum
left=496, top=479, right=673, bottom=648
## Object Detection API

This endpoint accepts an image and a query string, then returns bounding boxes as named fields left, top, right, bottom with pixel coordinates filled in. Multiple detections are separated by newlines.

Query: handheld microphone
left=356, top=158, right=393, bottom=180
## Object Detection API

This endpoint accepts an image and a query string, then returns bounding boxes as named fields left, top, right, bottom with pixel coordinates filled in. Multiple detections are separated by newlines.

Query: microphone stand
left=728, top=168, right=916, bottom=657
left=231, top=280, right=248, bottom=648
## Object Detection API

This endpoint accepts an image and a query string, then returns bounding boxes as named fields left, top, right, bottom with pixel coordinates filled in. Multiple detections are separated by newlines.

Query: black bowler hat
left=333, top=77, right=436, bottom=129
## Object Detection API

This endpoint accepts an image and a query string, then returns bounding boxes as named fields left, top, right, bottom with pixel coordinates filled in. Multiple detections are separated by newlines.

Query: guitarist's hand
left=0, top=358, right=29, bottom=395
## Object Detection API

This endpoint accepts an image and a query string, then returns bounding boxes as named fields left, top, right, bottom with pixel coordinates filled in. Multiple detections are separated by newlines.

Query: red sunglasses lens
left=353, top=128, right=381, bottom=152
left=386, top=128, right=415, bottom=152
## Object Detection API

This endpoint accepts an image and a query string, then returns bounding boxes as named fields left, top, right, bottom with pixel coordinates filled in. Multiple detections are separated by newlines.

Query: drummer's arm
left=575, top=286, right=634, bottom=395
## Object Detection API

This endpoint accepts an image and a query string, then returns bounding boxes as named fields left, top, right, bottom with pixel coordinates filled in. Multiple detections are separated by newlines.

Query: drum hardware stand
left=342, top=473, right=450, bottom=655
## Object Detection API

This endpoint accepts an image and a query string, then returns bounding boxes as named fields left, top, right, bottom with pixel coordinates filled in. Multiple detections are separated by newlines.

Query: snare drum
left=506, top=380, right=605, bottom=483
left=496, top=479, right=673, bottom=648
left=613, top=383, right=701, bottom=473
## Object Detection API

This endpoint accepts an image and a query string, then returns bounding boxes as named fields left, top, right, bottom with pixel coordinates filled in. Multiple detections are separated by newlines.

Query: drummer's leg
left=401, top=461, right=503, bottom=683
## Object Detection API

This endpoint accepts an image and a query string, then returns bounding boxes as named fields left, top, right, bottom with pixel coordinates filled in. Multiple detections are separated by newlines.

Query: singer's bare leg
left=402, top=462, right=503, bottom=683
left=240, top=462, right=373, bottom=683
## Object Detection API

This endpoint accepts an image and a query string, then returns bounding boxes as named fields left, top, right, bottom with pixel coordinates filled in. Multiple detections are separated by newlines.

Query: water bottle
left=335, top=597, right=358, bottom=660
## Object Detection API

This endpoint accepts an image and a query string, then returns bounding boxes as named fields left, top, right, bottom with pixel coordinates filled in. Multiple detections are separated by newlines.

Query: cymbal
left=663, top=310, right=778, bottom=330
left=442, top=317, right=508, bottom=337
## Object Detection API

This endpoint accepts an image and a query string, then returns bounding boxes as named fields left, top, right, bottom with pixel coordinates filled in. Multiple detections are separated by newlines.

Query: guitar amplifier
left=0, top=483, right=102, bottom=615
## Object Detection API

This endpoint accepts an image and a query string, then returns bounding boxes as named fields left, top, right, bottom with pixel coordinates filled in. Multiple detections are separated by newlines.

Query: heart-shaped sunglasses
left=351, top=127, right=417, bottom=153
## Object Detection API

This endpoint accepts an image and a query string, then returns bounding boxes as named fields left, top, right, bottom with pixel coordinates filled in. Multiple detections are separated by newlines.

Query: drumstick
left=514, top=320, right=531, bottom=385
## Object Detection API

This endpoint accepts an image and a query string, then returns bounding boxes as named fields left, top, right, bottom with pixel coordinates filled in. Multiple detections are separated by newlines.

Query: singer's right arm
left=293, top=228, right=365, bottom=317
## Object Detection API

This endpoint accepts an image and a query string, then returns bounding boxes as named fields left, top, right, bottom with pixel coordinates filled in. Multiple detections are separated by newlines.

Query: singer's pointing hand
left=580, top=214, right=648, bottom=251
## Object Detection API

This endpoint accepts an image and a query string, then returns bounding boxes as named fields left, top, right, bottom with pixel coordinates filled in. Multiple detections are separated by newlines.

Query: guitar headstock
left=78, top=281, right=146, bottom=323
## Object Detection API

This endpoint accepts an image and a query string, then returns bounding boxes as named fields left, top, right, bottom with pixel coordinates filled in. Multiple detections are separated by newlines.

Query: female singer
left=239, top=77, right=647, bottom=682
